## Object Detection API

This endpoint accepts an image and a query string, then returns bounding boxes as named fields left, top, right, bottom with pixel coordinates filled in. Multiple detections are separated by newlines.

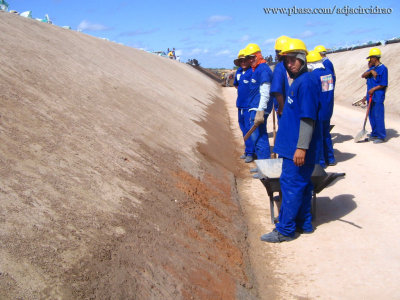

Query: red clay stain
left=174, top=170, right=231, bottom=222
left=172, top=169, right=248, bottom=299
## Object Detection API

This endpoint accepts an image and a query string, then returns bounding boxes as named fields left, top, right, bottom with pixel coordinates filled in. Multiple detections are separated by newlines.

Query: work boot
left=250, top=167, right=258, bottom=173
left=245, top=155, right=254, bottom=163
left=252, top=173, right=261, bottom=179
left=368, top=136, right=378, bottom=141
left=240, top=154, right=246, bottom=159
left=260, top=229, right=294, bottom=243
left=373, top=138, right=385, bottom=144
left=328, top=161, right=337, bottom=166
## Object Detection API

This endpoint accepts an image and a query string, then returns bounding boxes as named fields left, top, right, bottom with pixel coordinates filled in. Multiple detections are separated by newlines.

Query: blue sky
left=6, top=0, right=400, bottom=68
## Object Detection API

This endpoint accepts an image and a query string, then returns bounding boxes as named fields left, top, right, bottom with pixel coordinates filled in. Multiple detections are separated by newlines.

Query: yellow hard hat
left=280, top=38, right=308, bottom=55
left=244, top=43, right=261, bottom=56
left=275, top=35, right=290, bottom=51
left=314, top=45, right=327, bottom=53
left=367, top=47, right=381, bottom=58
left=306, top=50, right=323, bottom=63
left=237, top=49, right=246, bottom=59
left=234, top=49, right=246, bottom=66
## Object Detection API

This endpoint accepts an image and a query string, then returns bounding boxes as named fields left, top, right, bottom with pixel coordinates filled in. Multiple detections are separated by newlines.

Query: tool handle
left=244, top=124, right=258, bottom=142
left=362, top=94, right=372, bottom=130
left=272, top=106, right=277, bottom=158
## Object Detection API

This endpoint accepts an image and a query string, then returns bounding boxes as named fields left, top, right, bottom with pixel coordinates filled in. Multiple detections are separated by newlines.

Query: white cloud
left=77, top=20, right=109, bottom=31
left=207, top=15, right=232, bottom=23
left=191, top=48, right=202, bottom=54
left=119, top=28, right=159, bottom=36
left=240, top=35, right=250, bottom=42
left=264, top=38, right=275, bottom=45
left=190, top=48, right=209, bottom=55
left=299, top=30, right=315, bottom=38
left=206, top=15, right=232, bottom=27
left=216, top=49, right=231, bottom=56
left=347, top=28, right=377, bottom=35
left=305, top=20, right=328, bottom=27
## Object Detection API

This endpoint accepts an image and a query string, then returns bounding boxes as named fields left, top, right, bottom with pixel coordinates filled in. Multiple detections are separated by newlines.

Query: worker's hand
left=293, top=148, right=306, bottom=166
left=368, top=88, right=375, bottom=96
left=361, top=96, right=366, bottom=104
left=277, top=108, right=283, bottom=116
left=370, top=69, right=377, bottom=78
left=254, top=110, right=265, bottom=126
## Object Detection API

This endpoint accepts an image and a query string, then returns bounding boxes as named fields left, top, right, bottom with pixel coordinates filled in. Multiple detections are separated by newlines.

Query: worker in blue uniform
left=234, top=49, right=255, bottom=162
left=243, top=43, right=273, bottom=162
left=249, top=36, right=290, bottom=175
left=261, top=38, right=321, bottom=243
left=315, top=45, right=335, bottom=82
left=307, top=50, right=336, bottom=167
left=271, top=36, right=290, bottom=120
left=361, top=48, right=388, bottom=143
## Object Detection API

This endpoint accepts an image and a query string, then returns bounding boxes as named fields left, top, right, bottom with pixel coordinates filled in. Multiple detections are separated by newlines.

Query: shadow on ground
left=314, top=194, right=360, bottom=229
left=386, top=128, right=399, bottom=142
left=331, top=132, right=353, bottom=144
left=334, top=149, right=356, bottom=163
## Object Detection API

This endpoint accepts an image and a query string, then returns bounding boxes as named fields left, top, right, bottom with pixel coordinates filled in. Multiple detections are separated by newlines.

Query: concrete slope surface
left=0, top=13, right=257, bottom=299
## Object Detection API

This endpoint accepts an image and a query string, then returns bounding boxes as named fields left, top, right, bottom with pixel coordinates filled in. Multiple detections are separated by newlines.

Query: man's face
left=284, top=56, right=302, bottom=74
left=246, top=55, right=256, bottom=67
left=240, top=58, right=250, bottom=69
left=369, top=56, right=378, bottom=65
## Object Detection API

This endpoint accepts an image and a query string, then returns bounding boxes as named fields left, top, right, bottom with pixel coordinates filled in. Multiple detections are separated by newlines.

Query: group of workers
left=233, top=36, right=388, bottom=243
left=167, top=48, right=177, bottom=60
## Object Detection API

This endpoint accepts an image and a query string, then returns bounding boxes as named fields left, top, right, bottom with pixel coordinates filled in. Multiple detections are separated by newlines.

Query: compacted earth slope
left=0, top=12, right=257, bottom=299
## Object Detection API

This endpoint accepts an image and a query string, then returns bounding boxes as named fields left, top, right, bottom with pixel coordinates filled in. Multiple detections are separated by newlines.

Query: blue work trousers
left=369, top=101, right=386, bottom=140
left=249, top=110, right=271, bottom=159
left=276, top=158, right=315, bottom=237
left=319, top=120, right=335, bottom=166
left=238, top=108, right=255, bottom=156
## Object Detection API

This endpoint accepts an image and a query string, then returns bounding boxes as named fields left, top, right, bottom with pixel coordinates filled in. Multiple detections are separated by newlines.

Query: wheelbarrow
left=255, top=158, right=345, bottom=224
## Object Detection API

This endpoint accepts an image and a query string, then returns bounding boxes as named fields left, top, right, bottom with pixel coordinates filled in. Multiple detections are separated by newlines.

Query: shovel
left=354, top=94, right=372, bottom=143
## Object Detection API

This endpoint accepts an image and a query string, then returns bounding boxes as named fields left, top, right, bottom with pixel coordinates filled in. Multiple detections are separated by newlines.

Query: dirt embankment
left=0, top=12, right=256, bottom=299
